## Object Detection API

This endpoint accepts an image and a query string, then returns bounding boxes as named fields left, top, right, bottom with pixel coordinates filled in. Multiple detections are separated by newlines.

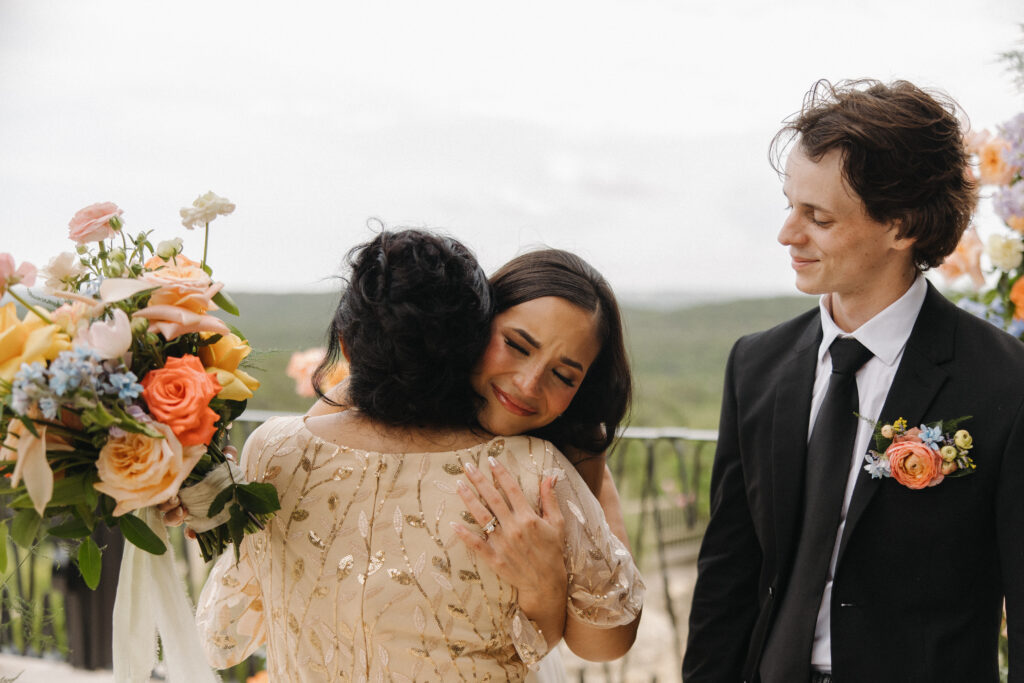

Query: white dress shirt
left=808, top=274, right=927, bottom=672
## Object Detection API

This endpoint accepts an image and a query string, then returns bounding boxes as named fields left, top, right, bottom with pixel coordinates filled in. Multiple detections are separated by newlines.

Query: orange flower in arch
left=1010, top=278, right=1024, bottom=321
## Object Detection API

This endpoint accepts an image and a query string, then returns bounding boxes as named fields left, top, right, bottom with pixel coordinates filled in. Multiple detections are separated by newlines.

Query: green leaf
left=10, top=472, right=97, bottom=510
left=118, top=514, right=166, bottom=555
left=227, top=324, right=247, bottom=342
left=48, top=517, right=92, bottom=539
left=207, top=486, right=235, bottom=519
left=236, top=482, right=280, bottom=515
left=212, top=290, right=239, bottom=316
left=110, top=405, right=163, bottom=438
left=74, top=503, right=97, bottom=532
left=77, top=538, right=102, bottom=590
left=10, top=509, right=41, bottom=548
left=227, top=503, right=246, bottom=549
left=15, top=415, right=40, bottom=438
left=0, top=520, right=8, bottom=573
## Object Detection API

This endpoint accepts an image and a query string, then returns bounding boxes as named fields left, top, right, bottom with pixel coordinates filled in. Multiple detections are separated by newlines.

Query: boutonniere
left=861, top=416, right=976, bottom=489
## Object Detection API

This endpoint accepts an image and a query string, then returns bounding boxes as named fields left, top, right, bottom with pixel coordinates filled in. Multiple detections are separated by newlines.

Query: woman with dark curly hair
left=195, top=230, right=643, bottom=682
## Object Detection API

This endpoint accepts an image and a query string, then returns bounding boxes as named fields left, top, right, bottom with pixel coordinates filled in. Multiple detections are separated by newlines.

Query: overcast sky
left=1, top=0, right=1022, bottom=300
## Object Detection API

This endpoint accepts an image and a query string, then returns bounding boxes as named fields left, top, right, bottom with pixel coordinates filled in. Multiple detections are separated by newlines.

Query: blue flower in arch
left=919, top=424, right=943, bottom=450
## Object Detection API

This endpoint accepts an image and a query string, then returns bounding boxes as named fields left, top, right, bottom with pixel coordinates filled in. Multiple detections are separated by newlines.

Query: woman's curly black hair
left=313, top=229, right=493, bottom=428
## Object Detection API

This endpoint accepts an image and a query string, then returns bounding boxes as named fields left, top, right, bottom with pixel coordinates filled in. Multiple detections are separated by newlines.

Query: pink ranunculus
left=75, top=308, right=133, bottom=359
left=886, top=440, right=944, bottom=489
left=0, top=253, right=37, bottom=296
left=68, top=202, right=123, bottom=245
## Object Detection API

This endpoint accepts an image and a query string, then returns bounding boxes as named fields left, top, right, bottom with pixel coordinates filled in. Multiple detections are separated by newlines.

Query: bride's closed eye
left=504, top=337, right=528, bottom=355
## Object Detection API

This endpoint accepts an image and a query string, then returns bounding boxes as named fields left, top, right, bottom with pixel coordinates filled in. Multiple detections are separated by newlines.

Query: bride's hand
left=158, top=445, right=238, bottom=536
left=451, top=457, right=568, bottom=645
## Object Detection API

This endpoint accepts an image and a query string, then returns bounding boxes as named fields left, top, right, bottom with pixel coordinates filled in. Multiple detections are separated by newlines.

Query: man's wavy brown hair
left=770, top=79, right=977, bottom=269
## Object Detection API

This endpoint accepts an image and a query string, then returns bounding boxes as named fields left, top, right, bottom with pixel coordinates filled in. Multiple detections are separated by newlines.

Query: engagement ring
left=481, top=516, right=499, bottom=536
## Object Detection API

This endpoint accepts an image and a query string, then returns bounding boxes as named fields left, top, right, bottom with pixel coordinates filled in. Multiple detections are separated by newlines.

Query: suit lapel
left=771, top=316, right=822, bottom=575
left=835, top=283, right=956, bottom=566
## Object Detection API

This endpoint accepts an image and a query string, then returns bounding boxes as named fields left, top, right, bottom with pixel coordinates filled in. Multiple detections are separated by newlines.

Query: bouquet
left=0, top=193, right=279, bottom=592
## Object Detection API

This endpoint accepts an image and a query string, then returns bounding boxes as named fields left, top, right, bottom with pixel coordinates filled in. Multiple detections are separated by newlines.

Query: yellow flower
left=940, top=445, right=959, bottom=462
left=880, top=424, right=894, bottom=439
left=0, top=303, right=72, bottom=386
left=954, top=430, right=973, bottom=450
left=198, top=332, right=260, bottom=401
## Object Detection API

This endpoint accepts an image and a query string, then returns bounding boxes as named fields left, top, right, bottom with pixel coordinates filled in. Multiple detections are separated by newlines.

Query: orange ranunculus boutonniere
left=862, top=416, right=975, bottom=489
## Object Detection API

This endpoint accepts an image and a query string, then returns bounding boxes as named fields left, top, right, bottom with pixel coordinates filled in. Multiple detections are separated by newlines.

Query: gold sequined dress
left=196, top=416, right=644, bottom=682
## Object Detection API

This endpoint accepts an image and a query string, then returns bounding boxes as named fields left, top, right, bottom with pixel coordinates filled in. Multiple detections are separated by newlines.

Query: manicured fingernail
left=488, top=456, right=499, bottom=468
left=456, top=479, right=468, bottom=492
left=464, top=461, right=476, bottom=474
left=449, top=521, right=461, bottom=531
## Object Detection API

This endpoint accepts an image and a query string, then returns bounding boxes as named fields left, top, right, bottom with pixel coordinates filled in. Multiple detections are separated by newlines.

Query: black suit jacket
left=682, top=284, right=1024, bottom=683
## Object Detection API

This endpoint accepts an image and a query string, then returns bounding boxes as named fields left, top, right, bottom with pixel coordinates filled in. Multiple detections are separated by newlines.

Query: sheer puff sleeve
left=194, top=422, right=273, bottom=669
left=546, top=444, right=645, bottom=626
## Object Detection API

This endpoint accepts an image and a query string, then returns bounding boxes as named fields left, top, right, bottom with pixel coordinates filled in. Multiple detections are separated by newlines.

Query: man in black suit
left=682, top=79, right=1024, bottom=683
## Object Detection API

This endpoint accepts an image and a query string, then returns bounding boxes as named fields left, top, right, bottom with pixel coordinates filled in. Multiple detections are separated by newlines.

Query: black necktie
left=760, top=337, right=874, bottom=683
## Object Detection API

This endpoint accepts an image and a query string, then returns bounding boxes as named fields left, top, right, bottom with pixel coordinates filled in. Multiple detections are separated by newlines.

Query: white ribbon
left=112, top=507, right=220, bottom=683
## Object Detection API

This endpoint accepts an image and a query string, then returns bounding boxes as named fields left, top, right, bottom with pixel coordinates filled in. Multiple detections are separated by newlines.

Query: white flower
left=985, top=233, right=1024, bottom=271
left=156, top=237, right=184, bottom=259
left=180, top=191, right=235, bottom=230
left=75, top=308, right=132, bottom=359
left=39, top=252, right=87, bottom=292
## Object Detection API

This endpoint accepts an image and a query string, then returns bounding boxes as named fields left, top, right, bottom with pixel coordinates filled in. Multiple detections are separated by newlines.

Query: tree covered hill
left=224, top=292, right=816, bottom=428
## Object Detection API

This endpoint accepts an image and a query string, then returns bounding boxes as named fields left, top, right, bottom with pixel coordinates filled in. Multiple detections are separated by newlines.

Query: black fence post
left=52, top=523, right=124, bottom=669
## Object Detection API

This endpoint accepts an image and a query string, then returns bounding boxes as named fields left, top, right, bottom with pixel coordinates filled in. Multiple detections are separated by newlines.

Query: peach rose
left=886, top=440, right=944, bottom=489
left=141, top=355, right=222, bottom=446
left=142, top=258, right=211, bottom=290
left=68, top=202, right=122, bottom=244
left=94, top=420, right=204, bottom=516
left=132, top=281, right=230, bottom=341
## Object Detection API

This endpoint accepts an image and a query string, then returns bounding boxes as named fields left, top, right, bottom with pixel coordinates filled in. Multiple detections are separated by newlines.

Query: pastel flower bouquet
left=0, top=193, right=279, bottom=593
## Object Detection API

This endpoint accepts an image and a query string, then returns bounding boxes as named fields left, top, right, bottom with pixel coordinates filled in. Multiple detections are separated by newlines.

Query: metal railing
left=0, top=413, right=719, bottom=681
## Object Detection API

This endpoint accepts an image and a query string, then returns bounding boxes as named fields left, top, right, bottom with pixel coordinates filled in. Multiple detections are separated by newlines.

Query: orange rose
left=1011, top=278, right=1024, bottom=321
left=141, top=355, right=222, bottom=446
left=886, top=440, right=944, bottom=489
left=94, top=421, right=204, bottom=516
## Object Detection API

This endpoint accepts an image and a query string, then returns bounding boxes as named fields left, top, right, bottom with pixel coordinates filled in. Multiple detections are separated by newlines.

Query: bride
left=194, top=230, right=643, bottom=681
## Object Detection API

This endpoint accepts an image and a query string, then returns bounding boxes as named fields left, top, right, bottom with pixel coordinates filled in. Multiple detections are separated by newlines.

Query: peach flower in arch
left=286, top=347, right=349, bottom=398
left=977, top=137, right=1018, bottom=186
left=937, top=227, right=985, bottom=289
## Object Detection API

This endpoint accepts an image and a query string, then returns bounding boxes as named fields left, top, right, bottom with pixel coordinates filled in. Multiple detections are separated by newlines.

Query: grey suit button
left=768, top=586, right=774, bottom=598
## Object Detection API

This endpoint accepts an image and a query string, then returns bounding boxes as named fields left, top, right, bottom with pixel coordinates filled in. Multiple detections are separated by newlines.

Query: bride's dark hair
left=313, top=229, right=492, bottom=427
left=489, top=249, right=632, bottom=458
